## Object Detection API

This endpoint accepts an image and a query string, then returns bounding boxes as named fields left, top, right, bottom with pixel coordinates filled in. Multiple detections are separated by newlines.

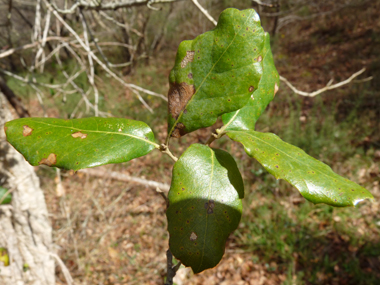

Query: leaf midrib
left=28, top=120, right=159, bottom=148
left=229, top=130, right=364, bottom=190
left=198, top=147, right=215, bottom=272
left=222, top=39, right=271, bottom=130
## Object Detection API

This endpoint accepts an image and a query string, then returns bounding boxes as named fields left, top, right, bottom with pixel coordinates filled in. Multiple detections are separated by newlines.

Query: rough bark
left=0, top=93, right=55, bottom=285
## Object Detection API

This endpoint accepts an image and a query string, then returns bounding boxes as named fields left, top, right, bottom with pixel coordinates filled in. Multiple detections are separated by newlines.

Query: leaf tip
left=274, top=82, right=279, bottom=97
left=353, top=195, right=374, bottom=207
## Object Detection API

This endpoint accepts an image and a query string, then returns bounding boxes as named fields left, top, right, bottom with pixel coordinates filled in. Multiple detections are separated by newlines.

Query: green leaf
left=166, top=144, right=244, bottom=273
left=222, top=32, right=279, bottom=131
left=5, top=117, right=157, bottom=171
left=0, top=248, right=9, bottom=267
left=227, top=130, right=373, bottom=207
left=0, top=187, right=12, bottom=205
left=167, top=8, right=265, bottom=138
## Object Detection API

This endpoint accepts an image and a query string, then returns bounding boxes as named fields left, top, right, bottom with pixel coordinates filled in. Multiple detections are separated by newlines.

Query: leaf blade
left=5, top=117, right=157, bottom=170
left=227, top=130, right=373, bottom=206
left=167, top=8, right=265, bottom=138
left=222, top=32, right=280, bottom=131
left=0, top=187, right=12, bottom=205
left=167, top=144, right=244, bottom=273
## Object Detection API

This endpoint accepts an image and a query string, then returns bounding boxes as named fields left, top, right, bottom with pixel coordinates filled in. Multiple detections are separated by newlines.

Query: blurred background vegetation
left=1, top=0, right=379, bottom=284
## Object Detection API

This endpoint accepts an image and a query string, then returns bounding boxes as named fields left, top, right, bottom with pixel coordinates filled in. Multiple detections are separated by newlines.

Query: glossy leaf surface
left=167, top=8, right=265, bottom=138
left=227, top=130, right=373, bottom=207
left=167, top=144, right=244, bottom=273
left=5, top=117, right=157, bottom=171
left=0, top=187, right=12, bottom=205
left=222, top=32, right=279, bottom=131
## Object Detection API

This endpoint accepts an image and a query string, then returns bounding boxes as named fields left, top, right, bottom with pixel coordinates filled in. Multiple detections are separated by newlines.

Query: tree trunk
left=0, top=93, right=55, bottom=285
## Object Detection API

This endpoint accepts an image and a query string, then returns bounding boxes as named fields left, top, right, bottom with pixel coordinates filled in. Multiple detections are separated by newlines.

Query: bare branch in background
left=191, top=0, right=217, bottom=26
left=0, top=37, right=70, bottom=59
left=79, top=9, right=99, bottom=116
left=51, top=0, right=184, bottom=14
left=251, top=0, right=279, bottom=8
left=1, top=0, right=169, bottom=118
left=280, top=68, right=372, bottom=97
left=45, top=0, right=166, bottom=111
left=78, top=168, right=170, bottom=191
left=191, top=2, right=372, bottom=99
left=80, top=9, right=111, bottom=68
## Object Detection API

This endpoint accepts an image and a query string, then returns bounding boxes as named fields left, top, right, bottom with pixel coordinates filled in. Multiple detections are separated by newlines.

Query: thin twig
left=252, top=0, right=280, bottom=7
left=0, top=36, right=70, bottom=59
left=191, top=0, right=217, bottom=26
left=205, top=132, right=219, bottom=147
left=165, top=249, right=181, bottom=285
left=156, top=187, right=169, bottom=207
left=79, top=9, right=99, bottom=116
left=51, top=0, right=184, bottom=14
left=160, top=144, right=178, bottom=162
left=80, top=9, right=111, bottom=68
left=78, top=168, right=170, bottom=192
left=46, top=0, right=166, bottom=109
left=30, top=248, right=74, bottom=285
left=279, top=68, right=372, bottom=97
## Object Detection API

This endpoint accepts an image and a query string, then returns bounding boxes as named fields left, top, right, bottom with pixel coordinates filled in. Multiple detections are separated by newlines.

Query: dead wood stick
left=280, top=68, right=372, bottom=97
left=78, top=169, right=170, bottom=192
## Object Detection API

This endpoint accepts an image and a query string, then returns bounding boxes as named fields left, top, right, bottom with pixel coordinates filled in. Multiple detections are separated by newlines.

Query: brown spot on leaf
left=274, top=82, right=279, bottom=97
left=188, top=73, right=193, bottom=79
left=257, top=55, right=263, bottom=62
left=23, top=125, right=33, bottom=137
left=181, top=51, right=195, bottom=68
left=168, top=82, right=195, bottom=120
left=204, top=199, right=215, bottom=214
left=190, top=232, right=198, bottom=241
left=171, top=123, right=186, bottom=138
left=71, top=132, right=87, bottom=139
left=249, top=86, right=254, bottom=92
left=39, top=153, right=57, bottom=166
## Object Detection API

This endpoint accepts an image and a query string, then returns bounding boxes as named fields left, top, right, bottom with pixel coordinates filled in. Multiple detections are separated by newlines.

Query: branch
left=191, top=0, right=217, bottom=26
left=279, top=68, right=372, bottom=97
left=0, top=36, right=70, bottom=59
left=52, top=0, right=184, bottom=14
left=80, top=9, right=111, bottom=68
left=46, top=1, right=167, bottom=108
left=251, top=0, right=279, bottom=8
left=165, top=249, right=181, bottom=285
left=160, top=144, right=178, bottom=162
left=78, top=168, right=170, bottom=192
left=79, top=9, right=99, bottom=116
